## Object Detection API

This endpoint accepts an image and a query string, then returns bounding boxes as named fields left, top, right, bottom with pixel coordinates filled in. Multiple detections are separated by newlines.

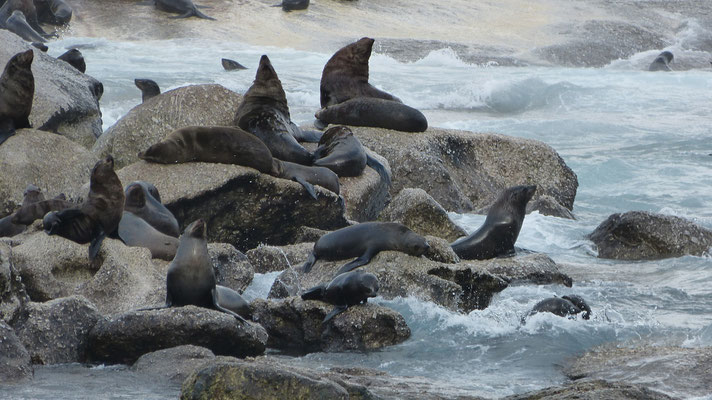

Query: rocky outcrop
left=208, top=243, right=254, bottom=293
left=0, top=321, right=32, bottom=383
left=589, top=211, right=712, bottom=260
left=12, top=296, right=104, bottom=365
left=250, top=297, right=410, bottom=353
left=92, top=84, right=244, bottom=169
left=0, top=242, right=29, bottom=325
left=88, top=306, right=268, bottom=365
left=131, top=345, right=229, bottom=384
left=504, top=379, right=675, bottom=400
left=0, top=31, right=104, bottom=148
left=246, top=243, right=314, bottom=274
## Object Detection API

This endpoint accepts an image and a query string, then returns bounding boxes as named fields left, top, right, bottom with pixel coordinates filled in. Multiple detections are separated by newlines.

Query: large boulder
left=0, top=242, right=29, bottom=325
left=208, top=243, right=254, bottom=293
left=92, top=84, right=244, bottom=169
left=0, top=129, right=97, bottom=217
left=12, top=296, right=104, bottom=365
left=504, top=379, right=675, bottom=400
left=0, top=321, right=32, bottom=383
left=131, top=345, right=228, bottom=384
left=88, top=306, right=268, bottom=364
left=0, top=31, right=104, bottom=148
left=589, top=211, right=712, bottom=260
left=250, top=297, right=410, bottom=353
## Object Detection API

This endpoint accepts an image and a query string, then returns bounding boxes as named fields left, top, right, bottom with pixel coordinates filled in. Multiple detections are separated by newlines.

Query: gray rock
left=88, top=306, right=267, bottom=365
left=0, top=242, right=29, bottom=325
left=589, top=211, right=712, bottom=260
left=423, top=235, right=460, bottom=264
left=250, top=297, right=410, bottom=353
left=0, top=321, right=32, bottom=383
left=0, top=129, right=97, bottom=218
left=92, top=84, right=244, bottom=169
left=0, top=31, right=103, bottom=148
left=131, top=345, right=223, bottom=384
left=246, top=242, right=314, bottom=274
left=12, top=295, right=104, bottom=365
left=340, top=150, right=392, bottom=222
left=208, top=243, right=254, bottom=293
left=525, top=195, right=575, bottom=220
left=504, top=379, right=676, bottom=400
left=292, top=226, right=330, bottom=243
left=378, top=188, right=467, bottom=241
left=472, top=252, right=573, bottom=287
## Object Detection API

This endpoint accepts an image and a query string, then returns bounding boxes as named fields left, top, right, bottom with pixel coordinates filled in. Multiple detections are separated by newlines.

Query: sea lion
left=123, top=181, right=179, bottom=237
left=35, top=0, right=72, bottom=25
left=273, top=159, right=340, bottom=199
left=301, top=270, right=379, bottom=322
left=11, top=193, right=73, bottom=225
left=4, top=10, right=46, bottom=43
left=271, top=0, right=309, bottom=11
left=117, top=211, right=178, bottom=260
left=233, top=55, right=317, bottom=165
left=221, top=58, right=246, bottom=71
left=649, top=51, right=673, bottom=71
left=315, top=97, right=428, bottom=133
left=43, top=156, right=125, bottom=261
left=154, top=0, right=215, bottom=20
left=451, top=185, right=536, bottom=260
left=313, top=125, right=391, bottom=185
left=134, top=79, right=160, bottom=103
left=57, top=49, right=86, bottom=73
left=302, top=222, right=430, bottom=275
left=0, top=49, right=33, bottom=146
left=524, top=295, right=591, bottom=322
left=0, top=184, right=45, bottom=237
left=0, top=0, right=49, bottom=36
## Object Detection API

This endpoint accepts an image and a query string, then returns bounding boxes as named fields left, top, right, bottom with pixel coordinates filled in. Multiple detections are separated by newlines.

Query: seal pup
left=451, top=185, right=536, bottom=260
left=302, top=222, right=430, bottom=275
left=649, top=51, right=673, bottom=71
left=0, top=184, right=45, bottom=237
left=0, top=49, right=33, bottom=146
left=11, top=193, right=73, bottom=225
left=154, top=0, right=215, bottom=20
left=234, top=55, right=317, bottom=165
left=57, top=49, right=86, bottom=73
left=313, top=125, right=391, bottom=185
left=221, top=58, right=246, bottom=71
left=315, top=97, right=428, bottom=133
left=523, top=295, right=591, bottom=322
left=124, top=181, right=179, bottom=237
left=134, top=79, right=160, bottom=103
left=301, top=270, right=379, bottom=322
left=117, top=211, right=178, bottom=260
left=43, top=156, right=125, bottom=261
left=4, top=10, right=46, bottom=43
left=271, top=0, right=309, bottom=11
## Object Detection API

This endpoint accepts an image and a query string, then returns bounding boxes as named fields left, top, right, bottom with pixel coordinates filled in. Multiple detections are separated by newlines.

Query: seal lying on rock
left=123, top=181, right=179, bottom=237
left=0, top=184, right=45, bottom=237
left=117, top=211, right=178, bottom=260
left=0, top=49, right=34, bottom=146
left=302, top=222, right=430, bottom=275
left=57, top=49, right=86, bottom=73
left=0, top=0, right=50, bottom=36
left=134, top=79, right=160, bottom=103
left=523, top=295, right=591, bottom=322
left=315, top=97, right=428, bottom=133
left=4, top=10, right=46, bottom=43
left=451, top=185, right=536, bottom=260
left=649, top=51, right=673, bottom=72
left=301, top=270, right=379, bottom=322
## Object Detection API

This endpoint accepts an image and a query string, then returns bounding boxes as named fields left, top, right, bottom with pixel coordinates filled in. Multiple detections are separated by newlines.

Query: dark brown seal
left=313, top=125, right=391, bottom=184
left=0, top=184, right=45, bottom=237
left=123, top=181, right=179, bottom=237
left=154, top=0, right=215, bottom=20
left=315, top=97, right=428, bottom=133
left=0, top=49, right=34, bottom=146
left=301, top=270, right=378, bottom=322
left=523, top=295, right=591, bottom=322
left=57, top=48, right=86, bottom=73
left=134, top=79, right=160, bottom=103
left=11, top=193, right=73, bottom=225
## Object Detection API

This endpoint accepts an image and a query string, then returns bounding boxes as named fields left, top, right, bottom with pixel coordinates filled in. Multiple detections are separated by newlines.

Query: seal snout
left=185, top=218, right=207, bottom=238
left=524, top=184, right=537, bottom=200
left=16, top=49, right=34, bottom=66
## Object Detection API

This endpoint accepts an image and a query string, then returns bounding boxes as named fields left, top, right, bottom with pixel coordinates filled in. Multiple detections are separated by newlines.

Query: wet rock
left=589, top=211, right=712, bottom=260
left=0, top=242, right=29, bottom=325
left=88, top=306, right=268, bottom=365
left=250, top=297, right=410, bottom=353
left=525, top=195, right=575, bottom=220
left=93, top=84, right=244, bottom=169
left=0, top=321, right=32, bottom=383
left=131, top=345, right=228, bottom=384
left=473, top=252, right=573, bottom=287
left=12, top=295, right=104, bottom=365
left=378, top=188, right=467, bottom=241
left=505, top=379, right=676, bottom=400
left=246, top=242, right=314, bottom=274
left=339, top=150, right=392, bottom=222
left=422, top=235, right=460, bottom=264
left=208, top=243, right=254, bottom=293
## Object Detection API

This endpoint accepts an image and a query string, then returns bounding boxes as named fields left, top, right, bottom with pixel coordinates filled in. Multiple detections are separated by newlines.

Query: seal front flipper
left=43, top=208, right=84, bottom=235
left=366, top=154, right=392, bottom=187
left=302, top=252, right=317, bottom=273
left=293, top=176, right=318, bottom=200
left=88, top=231, right=106, bottom=261
left=323, top=304, right=348, bottom=323
left=335, top=249, right=376, bottom=275
left=0, top=122, right=16, bottom=146
left=211, top=288, right=247, bottom=323
left=301, top=284, right=326, bottom=301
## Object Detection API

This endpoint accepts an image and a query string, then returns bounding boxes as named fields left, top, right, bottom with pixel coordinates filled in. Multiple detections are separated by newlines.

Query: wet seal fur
left=523, top=295, right=591, bottom=323
left=451, top=185, right=536, bottom=260
left=649, top=50, right=673, bottom=72
left=0, top=49, right=34, bottom=146
left=315, top=97, right=428, bottom=132
left=134, top=79, right=160, bottom=103
left=43, top=156, right=125, bottom=261
left=221, top=58, right=246, bottom=71
left=5, top=10, right=46, bottom=43
left=57, top=48, right=86, bottom=73
left=153, top=0, right=215, bottom=20
left=123, top=181, right=179, bottom=237
left=301, top=270, right=379, bottom=322
left=302, top=221, right=430, bottom=275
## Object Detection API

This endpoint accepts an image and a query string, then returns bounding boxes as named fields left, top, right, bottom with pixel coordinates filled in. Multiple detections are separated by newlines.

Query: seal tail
left=366, top=154, right=392, bottom=187
left=300, top=284, right=326, bottom=301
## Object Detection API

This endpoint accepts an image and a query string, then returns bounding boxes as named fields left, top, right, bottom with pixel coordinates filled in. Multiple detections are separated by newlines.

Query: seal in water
left=0, top=184, right=45, bottom=237
left=57, top=48, right=86, bottom=73
left=43, top=156, right=125, bottom=261
left=134, top=79, right=160, bottom=103
left=271, top=0, right=308, bottom=11
left=221, top=58, right=246, bottom=71
left=234, top=54, right=318, bottom=165
left=313, top=125, right=391, bottom=185
left=153, top=0, right=215, bottom=20
left=4, top=10, right=46, bottom=43
left=123, top=181, right=179, bottom=237
left=302, top=222, right=430, bottom=275
left=315, top=97, right=428, bottom=133
left=117, top=211, right=178, bottom=260
left=301, top=270, right=379, bottom=322
left=523, top=295, right=591, bottom=322
left=451, top=185, right=536, bottom=260
left=0, top=49, right=33, bottom=146
left=35, top=0, right=72, bottom=25
left=649, top=51, right=673, bottom=72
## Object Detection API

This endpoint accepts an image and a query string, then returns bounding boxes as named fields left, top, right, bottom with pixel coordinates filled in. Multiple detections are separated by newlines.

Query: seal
left=233, top=54, right=317, bottom=165
left=0, top=0, right=50, bottom=36
left=523, top=295, right=591, bottom=322
left=313, top=125, right=391, bottom=185
left=221, top=58, right=246, bottom=71
left=57, top=49, right=86, bottom=73
left=271, top=0, right=309, bottom=11
left=11, top=193, right=73, bottom=225
left=451, top=185, right=536, bottom=260
left=302, top=222, right=430, bottom=275
left=43, top=156, right=125, bottom=261
left=315, top=97, right=428, bottom=133
left=301, top=270, right=379, bottom=322
left=117, top=211, right=178, bottom=260
left=0, top=49, right=34, bottom=146
left=4, top=10, right=46, bottom=43
left=214, top=285, right=250, bottom=318
left=134, top=79, right=160, bottom=103
left=0, top=184, right=45, bottom=237
left=35, top=0, right=72, bottom=25
left=273, top=159, right=340, bottom=199
left=124, top=181, right=179, bottom=237
left=649, top=51, right=673, bottom=72
left=154, top=0, right=215, bottom=20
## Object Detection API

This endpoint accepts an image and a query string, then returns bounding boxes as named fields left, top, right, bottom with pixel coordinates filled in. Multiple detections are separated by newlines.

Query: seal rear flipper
left=334, top=251, right=375, bottom=276
left=323, top=305, right=348, bottom=323
left=294, top=176, right=317, bottom=200
left=88, top=231, right=106, bottom=261
left=302, top=252, right=317, bottom=273
left=366, top=154, right=392, bottom=187
left=0, top=124, right=16, bottom=146
left=211, top=288, right=247, bottom=323
left=300, top=284, right=326, bottom=301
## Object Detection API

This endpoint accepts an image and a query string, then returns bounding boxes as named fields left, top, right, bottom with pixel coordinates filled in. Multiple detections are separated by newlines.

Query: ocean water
left=4, top=22, right=712, bottom=399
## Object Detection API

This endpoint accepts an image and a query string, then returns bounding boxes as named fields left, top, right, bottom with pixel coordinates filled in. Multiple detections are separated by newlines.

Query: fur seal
left=221, top=58, right=246, bottom=71
left=451, top=185, right=536, bottom=260
left=302, top=222, right=430, bottom=275
left=315, top=97, right=428, bottom=133
left=524, top=295, right=591, bottom=321
left=214, top=285, right=250, bottom=318
left=134, top=79, right=160, bottom=103
left=0, top=184, right=45, bottom=237
left=124, top=181, right=179, bottom=237
left=271, top=0, right=309, bottom=11
left=301, top=270, right=379, bottom=322
left=117, top=211, right=178, bottom=260
left=154, top=0, right=215, bottom=20
left=649, top=51, right=673, bottom=72
left=0, top=0, right=49, bottom=36
left=5, top=10, right=46, bottom=43
left=57, top=49, right=86, bottom=73
left=0, top=49, right=33, bottom=146
left=43, top=156, right=125, bottom=261
left=273, top=159, right=340, bottom=199
left=35, top=0, right=72, bottom=25
left=11, top=193, right=73, bottom=225
left=234, top=55, right=317, bottom=165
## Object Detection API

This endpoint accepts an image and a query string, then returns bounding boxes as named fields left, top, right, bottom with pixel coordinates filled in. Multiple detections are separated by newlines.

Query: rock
left=292, top=226, right=330, bottom=243
left=0, top=129, right=97, bottom=218
left=208, top=243, right=254, bottom=293
left=473, top=252, right=573, bottom=287
left=12, top=295, right=104, bottom=365
left=116, top=161, right=349, bottom=251
left=0, top=321, right=32, bottom=383
left=246, top=243, right=314, bottom=274
left=525, top=195, right=575, bottom=220
left=589, top=211, right=712, bottom=260
left=88, top=306, right=267, bottom=365
left=340, top=150, right=392, bottom=222
left=250, top=297, right=410, bottom=353
left=0, top=31, right=103, bottom=148
left=504, top=379, right=676, bottom=400
left=0, top=242, right=29, bottom=325
left=131, top=345, right=224, bottom=384
left=565, top=344, right=712, bottom=399
left=378, top=188, right=467, bottom=241
left=422, top=235, right=460, bottom=264
left=92, top=84, right=244, bottom=169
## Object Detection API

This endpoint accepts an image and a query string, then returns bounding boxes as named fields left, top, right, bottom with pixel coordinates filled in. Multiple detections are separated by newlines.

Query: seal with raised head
left=315, top=97, right=428, bottom=133
left=649, top=51, right=673, bottom=72
left=117, top=211, right=178, bottom=260
left=57, top=49, right=86, bottom=73
left=43, top=156, right=125, bottom=261
left=451, top=185, right=536, bottom=260
left=123, top=181, right=179, bottom=237
left=4, top=10, right=46, bottom=43
left=302, top=222, right=430, bottom=275
left=301, top=270, right=379, bottom=322
left=234, top=54, right=318, bottom=165
left=523, top=295, right=591, bottom=322
left=134, top=79, right=160, bottom=103
left=221, top=58, right=246, bottom=71
left=154, top=0, right=215, bottom=20
left=0, top=49, right=33, bottom=146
